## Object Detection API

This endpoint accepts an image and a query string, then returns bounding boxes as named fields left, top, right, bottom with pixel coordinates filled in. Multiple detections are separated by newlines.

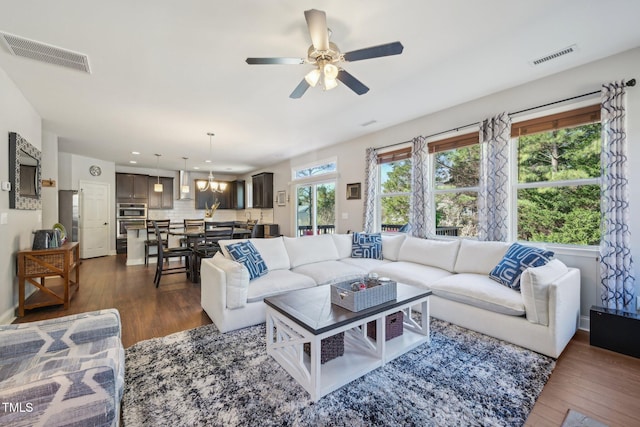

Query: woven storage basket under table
left=367, top=311, right=404, bottom=341
left=303, top=332, right=345, bottom=364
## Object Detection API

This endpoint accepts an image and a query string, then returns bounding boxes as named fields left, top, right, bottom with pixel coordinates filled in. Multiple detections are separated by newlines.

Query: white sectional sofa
left=200, top=233, right=581, bottom=358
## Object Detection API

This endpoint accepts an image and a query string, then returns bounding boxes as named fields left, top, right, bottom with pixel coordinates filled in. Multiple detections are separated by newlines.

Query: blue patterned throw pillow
left=226, top=241, right=268, bottom=280
left=489, top=243, right=554, bottom=291
left=351, top=232, right=383, bottom=260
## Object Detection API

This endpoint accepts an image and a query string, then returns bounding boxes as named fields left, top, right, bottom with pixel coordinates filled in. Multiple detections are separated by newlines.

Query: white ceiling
left=1, top=0, right=639, bottom=173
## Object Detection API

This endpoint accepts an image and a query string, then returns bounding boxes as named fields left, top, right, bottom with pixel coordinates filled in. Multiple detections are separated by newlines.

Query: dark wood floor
left=13, top=255, right=640, bottom=426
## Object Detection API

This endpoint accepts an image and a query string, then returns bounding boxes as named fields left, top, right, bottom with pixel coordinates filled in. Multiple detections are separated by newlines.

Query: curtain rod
left=376, top=78, right=636, bottom=151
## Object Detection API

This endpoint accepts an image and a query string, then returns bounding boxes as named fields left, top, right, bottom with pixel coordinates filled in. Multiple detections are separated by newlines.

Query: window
left=431, top=134, right=480, bottom=237
left=292, top=159, right=337, bottom=180
left=293, top=158, right=337, bottom=236
left=378, top=148, right=411, bottom=232
left=513, top=105, right=601, bottom=246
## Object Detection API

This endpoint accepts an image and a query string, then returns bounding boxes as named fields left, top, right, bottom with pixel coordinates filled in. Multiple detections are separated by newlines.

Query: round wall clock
left=89, top=165, right=102, bottom=176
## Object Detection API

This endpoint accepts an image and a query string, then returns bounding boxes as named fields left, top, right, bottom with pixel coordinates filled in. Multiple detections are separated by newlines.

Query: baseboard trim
left=0, top=306, right=17, bottom=325
left=579, top=315, right=590, bottom=331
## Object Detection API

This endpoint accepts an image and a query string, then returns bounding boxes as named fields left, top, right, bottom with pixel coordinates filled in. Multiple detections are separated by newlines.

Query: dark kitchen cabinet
left=116, top=173, right=148, bottom=202
left=148, top=177, right=174, bottom=209
left=252, top=172, right=273, bottom=208
left=230, top=180, right=245, bottom=210
left=195, top=183, right=229, bottom=210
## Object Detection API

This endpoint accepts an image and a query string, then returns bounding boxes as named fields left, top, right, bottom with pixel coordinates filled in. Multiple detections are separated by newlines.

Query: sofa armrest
left=0, top=309, right=121, bottom=363
left=547, top=268, right=581, bottom=346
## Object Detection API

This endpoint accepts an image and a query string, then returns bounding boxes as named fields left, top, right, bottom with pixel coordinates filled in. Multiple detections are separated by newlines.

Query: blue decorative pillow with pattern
left=351, top=232, right=383, bottom=260
left=226, top=241, right=268, bottom=280
left=489, top=243, right=554, bottom=291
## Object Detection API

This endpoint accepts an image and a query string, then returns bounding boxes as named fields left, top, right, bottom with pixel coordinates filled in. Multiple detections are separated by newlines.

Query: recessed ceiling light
left=129, top=160, right=137, bottom=164
left=205, top=160, right=212, bottom=163
left=131, top=151, right=140, bottom=155
left=226, top=168, right=233, bottom=171
left=193, top=166, right=200, bottom=170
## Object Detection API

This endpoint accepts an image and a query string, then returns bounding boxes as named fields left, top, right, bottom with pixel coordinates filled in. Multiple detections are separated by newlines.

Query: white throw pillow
left=453, top=239, right=510, bottom=274
left=397, top=237, right=460, bottom=272
left=211, top=252, right=250, bottom=310
left=381, top=233, right=407, bottom=261
left=248, top=237, right=290, bottom=271
left=283, top=235, right=339, bottom=268
left=332, top=234, right=353, bottom=259
left=520, top=259, right=569, bottom=326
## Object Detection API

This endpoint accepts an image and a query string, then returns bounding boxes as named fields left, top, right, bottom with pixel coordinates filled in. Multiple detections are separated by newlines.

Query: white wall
left=41, top=131, right=59, bottom=228
left=0, top=67, right=42, bottom=323
left=261, top=47, right=640, bottom=326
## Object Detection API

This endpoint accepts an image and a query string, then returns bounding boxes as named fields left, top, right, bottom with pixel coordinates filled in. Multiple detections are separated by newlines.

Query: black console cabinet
left=590, top=305, right=640, bottom=358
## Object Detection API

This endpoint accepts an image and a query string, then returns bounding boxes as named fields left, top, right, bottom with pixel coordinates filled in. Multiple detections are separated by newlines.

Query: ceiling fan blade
left=246, top=57, right=305, bottom=65
left=290, top=79, right=310, bottom=99
left=343, top=41, right=404, bottom=62
left=337, top=70, right=369, bottom=95
left=304, top=9, right=329, bottom=51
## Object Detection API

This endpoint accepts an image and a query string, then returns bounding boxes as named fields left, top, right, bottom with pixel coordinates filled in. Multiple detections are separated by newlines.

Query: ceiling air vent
left=531, top=44, right=577, bottom=66
left=0, top=32, right=91, bottom=73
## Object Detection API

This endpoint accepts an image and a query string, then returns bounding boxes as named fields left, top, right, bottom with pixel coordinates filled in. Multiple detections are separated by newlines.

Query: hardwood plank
left=12, top=255, right=640, bottom=426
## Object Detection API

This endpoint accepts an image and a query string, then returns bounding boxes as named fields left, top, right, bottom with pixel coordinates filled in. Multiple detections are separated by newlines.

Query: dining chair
left=144, top=219, right=170, bottom=266
left=199, top=221, right=235, bottom=251
left=153, top=221, right=193, bottom=287
left=181, top=218, right=205, bottom=247
left=250, top=220, right=260, bottom=238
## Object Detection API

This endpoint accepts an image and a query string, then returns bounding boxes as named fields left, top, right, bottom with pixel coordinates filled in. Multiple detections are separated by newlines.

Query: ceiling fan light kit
left=246, top=9, right=403, bottom=98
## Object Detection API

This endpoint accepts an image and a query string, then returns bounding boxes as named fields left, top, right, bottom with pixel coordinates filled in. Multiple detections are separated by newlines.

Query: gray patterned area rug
left=122, top=319, right=555, bottom=426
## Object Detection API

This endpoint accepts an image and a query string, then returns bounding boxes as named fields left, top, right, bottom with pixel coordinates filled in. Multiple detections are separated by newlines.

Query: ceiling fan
left=245, top=9, right=404, bottom=99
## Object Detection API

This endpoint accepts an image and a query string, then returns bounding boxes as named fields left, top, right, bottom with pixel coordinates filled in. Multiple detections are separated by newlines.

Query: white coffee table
left=264, top=283, right=431, bottom=401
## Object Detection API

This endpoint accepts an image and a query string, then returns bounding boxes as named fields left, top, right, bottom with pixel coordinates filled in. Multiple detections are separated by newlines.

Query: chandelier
left=154, top=154, right=163, bottom=192
left=197, top=133, right=227, bottom=193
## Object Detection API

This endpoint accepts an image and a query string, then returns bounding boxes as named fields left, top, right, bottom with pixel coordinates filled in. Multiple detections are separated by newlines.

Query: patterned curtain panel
left=600, top=80, right=636, bottom=311
left=478, top=112, right=511, bottom=241
left=363, top=147, right=378, bottom=233
left=410, top=136, right=433, bottom=238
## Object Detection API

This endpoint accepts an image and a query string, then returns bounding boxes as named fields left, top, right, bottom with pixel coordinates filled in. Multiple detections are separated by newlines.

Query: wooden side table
left=17, top=242, right=80, bottom=317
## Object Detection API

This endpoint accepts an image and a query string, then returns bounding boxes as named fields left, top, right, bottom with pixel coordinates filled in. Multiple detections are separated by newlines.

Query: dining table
left=169, top=225, right=252, bottom=283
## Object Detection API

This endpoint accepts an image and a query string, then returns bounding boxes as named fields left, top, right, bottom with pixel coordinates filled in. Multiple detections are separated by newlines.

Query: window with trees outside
left=293, top=160, right=337, bottom=236
left=379, top=148, right=411, bottom=232
left=514, top=105, right=601, bottom=246
left=431, top=133, right=480, bottom=237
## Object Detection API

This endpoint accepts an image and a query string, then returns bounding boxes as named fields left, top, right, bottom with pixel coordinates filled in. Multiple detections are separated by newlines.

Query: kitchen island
left=124, top=221, right=252, bottom=266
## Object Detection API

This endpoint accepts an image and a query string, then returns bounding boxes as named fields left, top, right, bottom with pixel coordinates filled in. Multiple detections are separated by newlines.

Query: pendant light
left=154, top=154, right=163, bottom=192
left=196, top=133, right=227, bottom=193
left=181, top=157, right=190, bottom=194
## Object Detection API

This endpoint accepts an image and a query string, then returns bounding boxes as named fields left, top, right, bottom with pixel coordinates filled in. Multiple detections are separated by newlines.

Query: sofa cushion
left=340, top=257, right=392, bottom=272
left=371, top=261, right=453, bottom=289
left=454, top=239, right=510, bottom=274
left=283, top=235, right=339, bottom=268
left=292, top=260, right=367, bottom=285
left=247, top=270, right=316, bottom=303
left=397, top=237, right=461, bottom=272
left=381, top=233, right=407, bottom=261
left=226, top=241, right=268, bottom=280
left=332, top=234, right=353, bottom=259
left=211, top=252, right=250, bottom=309
left=430, top=273, right=526, bottom=316
left=520, top=259, right=569, bottom=325
left=249, top=237, right=291, bottom=270
left=351, top=232, right=382, bottom=259
left=489, top=243, right=554, bottom=291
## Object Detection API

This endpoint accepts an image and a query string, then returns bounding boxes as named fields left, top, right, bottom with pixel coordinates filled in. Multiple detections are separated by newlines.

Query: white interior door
left=79, top=180, right=110, bottom=258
